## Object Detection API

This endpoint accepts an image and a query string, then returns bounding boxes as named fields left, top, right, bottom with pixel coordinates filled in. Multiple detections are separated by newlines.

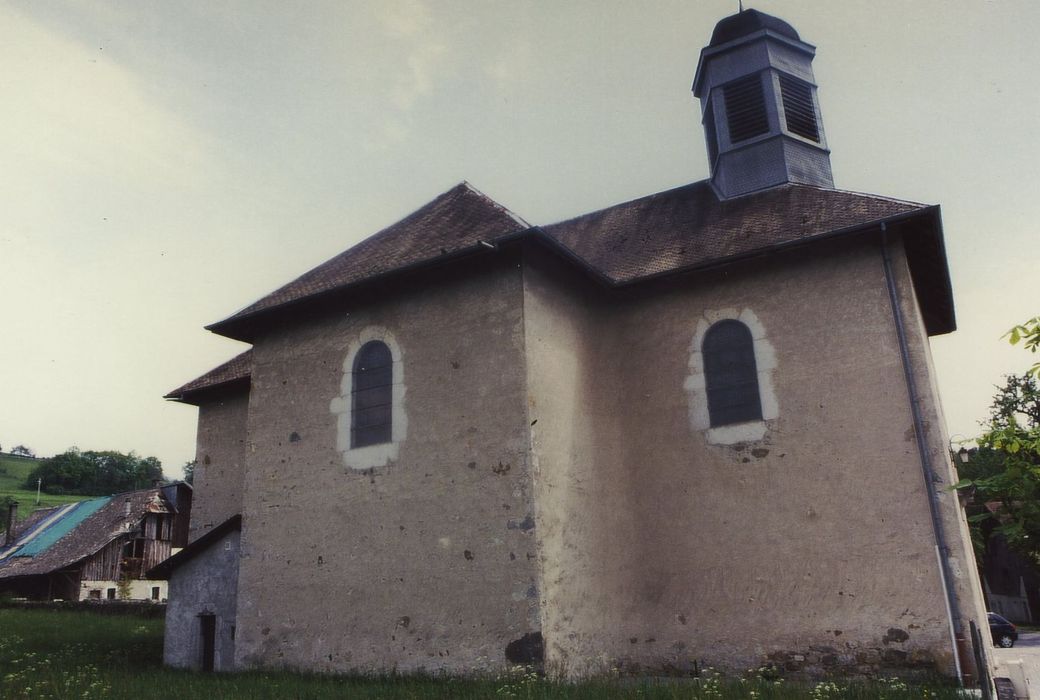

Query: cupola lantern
left=693, top=9, right=834, bottom=199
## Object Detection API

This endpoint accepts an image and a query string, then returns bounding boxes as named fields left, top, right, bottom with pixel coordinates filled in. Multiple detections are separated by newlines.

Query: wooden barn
left=0, top=483, right=191, bottom=601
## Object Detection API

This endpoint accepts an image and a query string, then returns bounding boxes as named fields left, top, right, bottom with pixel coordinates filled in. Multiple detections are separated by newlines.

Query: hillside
left=0, top=453, right=87, bottom=528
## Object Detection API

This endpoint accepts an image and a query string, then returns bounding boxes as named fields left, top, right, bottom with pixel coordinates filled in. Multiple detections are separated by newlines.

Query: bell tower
left=693, top=9, right=833, bottom=199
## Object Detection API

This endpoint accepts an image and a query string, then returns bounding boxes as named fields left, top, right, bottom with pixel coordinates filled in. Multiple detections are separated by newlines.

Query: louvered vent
left=779, top=74, right=819, bottom=142
left=723, top=74, right=769, bottom=143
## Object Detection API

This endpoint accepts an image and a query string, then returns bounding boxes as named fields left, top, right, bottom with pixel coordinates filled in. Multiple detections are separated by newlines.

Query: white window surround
left=685, top=308, right=778, bottom=445
left=329, top=327, right=407, bottom=470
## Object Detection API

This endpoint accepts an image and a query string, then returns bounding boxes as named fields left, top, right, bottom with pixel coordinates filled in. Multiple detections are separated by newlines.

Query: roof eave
left=205, top=231, right=534, bottom=342
left=896, top=204, right=956, bottom=336
left=164, top=376, right=251, bottom=406
left=192, top=197, right=955, bottom=343
left=602, top=205, right=955, bottom=336
left=693, top=29, right=817, bottom=97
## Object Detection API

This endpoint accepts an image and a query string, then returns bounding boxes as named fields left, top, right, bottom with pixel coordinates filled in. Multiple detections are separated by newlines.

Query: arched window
left=351, top=340, right=393, bottom=448
left=702, top=320, right=762, bottom=427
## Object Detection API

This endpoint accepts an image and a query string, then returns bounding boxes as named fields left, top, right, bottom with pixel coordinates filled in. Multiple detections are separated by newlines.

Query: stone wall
left=233, top=256, right=541, bottom=674
left=186, top=232, right=986, bottom=681
left=885, top=234, right=991, bottom=681
left=524, top=235, right=980, bottom=679
left=164, top=527, right=241, bottom=671
left=190, top=390, right=249, bottom=542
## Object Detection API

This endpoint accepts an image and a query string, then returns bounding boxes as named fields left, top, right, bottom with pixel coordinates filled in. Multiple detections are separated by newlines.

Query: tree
left=972, top=424, right=1040, bottom=552
left=987, top=373, right=1040, bottom=430
left=0, top=495, right=13, bottom=536
left=25, top=449, right=164, bottom=496
left=956, top=321, right=1040, bottom=563
left=182, top=459, right=197, bottom=485
left=10, top=445, right=35, bottom=458
left=1007, top=316, right=1040, bottom=378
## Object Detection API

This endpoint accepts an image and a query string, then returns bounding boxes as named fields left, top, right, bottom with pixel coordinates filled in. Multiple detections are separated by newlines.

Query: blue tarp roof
left=13, top=498, right=111, bottom=558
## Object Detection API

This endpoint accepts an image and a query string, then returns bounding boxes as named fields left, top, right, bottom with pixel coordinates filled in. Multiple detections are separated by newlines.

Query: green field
left=0, top=607, right=976, bottom=700
left=0, top=453, right=87, bottom=527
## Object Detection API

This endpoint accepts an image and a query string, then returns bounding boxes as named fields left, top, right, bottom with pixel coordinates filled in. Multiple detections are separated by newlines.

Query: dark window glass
left=703, top=320, right=762, bottom=427
left=723, top=74, right=769, bottom=143
left=351, top=341, right=393, bottom=448
left=779, top=74, right=820, bottom=142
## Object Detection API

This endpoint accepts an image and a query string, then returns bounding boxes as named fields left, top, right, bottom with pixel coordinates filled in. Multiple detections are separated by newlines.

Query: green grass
left=0, top=607, right=977, bottom=699
left=0, top=453, right=86, bottom=523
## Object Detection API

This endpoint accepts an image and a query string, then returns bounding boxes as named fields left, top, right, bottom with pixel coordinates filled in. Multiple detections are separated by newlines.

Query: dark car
left=989, top=612, right=1019, bottom=648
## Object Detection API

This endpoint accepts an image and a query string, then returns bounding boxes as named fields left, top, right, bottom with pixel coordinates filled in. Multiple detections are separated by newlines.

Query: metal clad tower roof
left=708, top=9, right=800, bottom=47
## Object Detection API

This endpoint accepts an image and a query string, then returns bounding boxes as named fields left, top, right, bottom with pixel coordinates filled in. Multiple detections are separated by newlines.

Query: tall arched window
left=702, top=320, right=762, bottom=427
left=351, top=340, right=393, bottom=448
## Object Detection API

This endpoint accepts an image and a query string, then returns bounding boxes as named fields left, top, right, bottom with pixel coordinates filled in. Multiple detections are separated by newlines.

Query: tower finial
left=738, top=1, right=744, bottom=12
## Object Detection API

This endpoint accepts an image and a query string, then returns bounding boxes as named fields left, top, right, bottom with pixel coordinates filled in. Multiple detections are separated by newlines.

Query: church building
left=158, top=9, right=989, bottom=683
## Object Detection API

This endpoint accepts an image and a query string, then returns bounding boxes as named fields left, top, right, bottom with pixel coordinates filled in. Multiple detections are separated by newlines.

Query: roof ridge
left=543, top=180, right=711, bottom=229
left=806, top=183, right=932, bottom=209
left=206, top=182, right=532, bottom=339
left=458, top=180, right=532, bottom=229
left=206, top=185, right=479, bottom=329
left=208, top=183, right=495, bottom=328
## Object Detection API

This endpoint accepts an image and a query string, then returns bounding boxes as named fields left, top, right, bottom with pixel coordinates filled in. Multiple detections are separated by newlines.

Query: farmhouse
left=0, top=483, right=191, bottom=601
left=162, top=9, right=990, bottom=683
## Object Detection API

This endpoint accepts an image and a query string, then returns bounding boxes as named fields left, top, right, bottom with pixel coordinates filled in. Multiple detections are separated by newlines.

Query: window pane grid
left=351, top=341, right=393, bottom=448
left=703, top=320, right=763, bottom=427
left=354, top=386, right=392, bottom=410
left=354, top=405, right=391, bottom=427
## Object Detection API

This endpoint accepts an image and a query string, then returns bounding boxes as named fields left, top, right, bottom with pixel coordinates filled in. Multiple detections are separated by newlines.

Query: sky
left=1, top=1, right=1038, bottom=477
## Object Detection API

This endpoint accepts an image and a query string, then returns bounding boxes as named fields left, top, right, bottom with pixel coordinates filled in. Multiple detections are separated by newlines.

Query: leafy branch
left=1006, top=316, right=1040, bottom=378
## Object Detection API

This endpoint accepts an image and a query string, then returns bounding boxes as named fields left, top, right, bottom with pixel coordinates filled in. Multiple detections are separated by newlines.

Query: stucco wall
left=190, top=391, right=249, bottom=542
left=177, top=232, right=984, bottom=681
left=79, top=579, right=166, bottom=602
left=233, top=258, right=541, bottom=674
left=164, top=528, right=241, bottom=671
left=523, top=237, right=979, bottom=678
left=886, top=234, right=991, bottom=680
left=522, top=247, right=626, bottom=677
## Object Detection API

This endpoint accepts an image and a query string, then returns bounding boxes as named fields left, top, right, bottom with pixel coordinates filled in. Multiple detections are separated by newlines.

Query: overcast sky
left=2, top=1, right=1037, bottom=477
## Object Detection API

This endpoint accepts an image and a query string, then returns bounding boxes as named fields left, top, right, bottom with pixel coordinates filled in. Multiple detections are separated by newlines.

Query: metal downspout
left=880, top=223, right=965, bottom=684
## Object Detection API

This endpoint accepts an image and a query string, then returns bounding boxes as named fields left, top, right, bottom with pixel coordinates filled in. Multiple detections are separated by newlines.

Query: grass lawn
left=0, top=453, right=86, bottom=520
left=0, top=607, right=979, bottom=700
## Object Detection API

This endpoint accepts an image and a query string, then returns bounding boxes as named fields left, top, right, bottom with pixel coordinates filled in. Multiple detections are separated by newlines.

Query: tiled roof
left=210, top=182, right=529, bottom=330
left=165, top=350, right=252, bottom=403
left=0, top=489, right=170, bottom=580
left=182, top=178, right=951, bottom=372
left=541, top=181, right=925, bottom=284
left=206, top=180, right=939, bottom=338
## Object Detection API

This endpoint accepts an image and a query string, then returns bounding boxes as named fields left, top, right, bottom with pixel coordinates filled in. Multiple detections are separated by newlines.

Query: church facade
left=161, top=10, right=989, bottom=683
